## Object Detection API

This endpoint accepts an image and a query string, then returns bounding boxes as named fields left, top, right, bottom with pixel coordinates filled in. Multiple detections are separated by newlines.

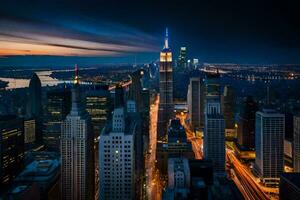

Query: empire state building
left=157, top=28, right=174, bottom=142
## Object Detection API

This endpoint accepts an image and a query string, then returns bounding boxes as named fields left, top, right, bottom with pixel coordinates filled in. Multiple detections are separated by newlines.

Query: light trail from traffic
left=176, top=112, right=202, bottom=159
left=146, top=95, right=162, bottom=200
left=227, top=149, right=279, bottom=200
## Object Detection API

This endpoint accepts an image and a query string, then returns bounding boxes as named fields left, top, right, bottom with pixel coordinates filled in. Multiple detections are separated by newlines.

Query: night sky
left=1, top=0, right=300, bottom=67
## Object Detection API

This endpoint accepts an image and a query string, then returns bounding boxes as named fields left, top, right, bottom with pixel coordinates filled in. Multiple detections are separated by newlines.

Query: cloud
left=0, top=16, right=160, bottom=56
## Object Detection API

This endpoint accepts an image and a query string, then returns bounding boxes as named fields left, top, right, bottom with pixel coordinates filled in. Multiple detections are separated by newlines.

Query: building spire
left=70, top=64, right=82, bottom=116
left=74, top=64, right=79, bottom=85
left=164, top=27, right=169, bottom=49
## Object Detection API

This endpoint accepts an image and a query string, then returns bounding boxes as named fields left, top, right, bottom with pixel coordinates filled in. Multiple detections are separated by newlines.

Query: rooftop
left=15, top=159, right=60, bottom=182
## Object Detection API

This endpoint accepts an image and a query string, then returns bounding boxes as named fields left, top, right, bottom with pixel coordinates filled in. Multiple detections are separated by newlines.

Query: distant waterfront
left=0, top=70, right=64, bottom=89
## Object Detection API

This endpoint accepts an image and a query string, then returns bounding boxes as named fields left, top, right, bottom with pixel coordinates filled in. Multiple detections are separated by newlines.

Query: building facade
left=237, top=96, right=258, bottom=149
left=293, top=115, right=300, bottom=172
left=203, top=73, right=225, bottom=175
left=0, top=115, right=24, bottom=190
left=85, top=88, right=111, bottom=138
left=254, top=108, right=285, bottom=186
left=24, top=118, right=35, bottom=144
left=99, top=107, right=137, bottom=200
left=44, top=88, right=71, bottom=151
left=187, top=77, right=201, bottom=130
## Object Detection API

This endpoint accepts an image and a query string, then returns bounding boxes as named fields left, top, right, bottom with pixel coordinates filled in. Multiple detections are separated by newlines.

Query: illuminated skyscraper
left=0, top=115, right=24, bottom=190
left=157, top=28, right=174, bottom=142
left=61, top=65, right=94, bottom=200
left=86, top=88, right=111, bottom=138
left=44, top=88, right=71, bottom=152
left=254, top=108, right=284, bottom=186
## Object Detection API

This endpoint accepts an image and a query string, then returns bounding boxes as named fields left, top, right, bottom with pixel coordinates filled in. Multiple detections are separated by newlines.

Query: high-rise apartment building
left=61, top=66, right=94, bottom=200
left=157, top=28, right=174, bottom=142
left=254, top=108, right=284, bottom=186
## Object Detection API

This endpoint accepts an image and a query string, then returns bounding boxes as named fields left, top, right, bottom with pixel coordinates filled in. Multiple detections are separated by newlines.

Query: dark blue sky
left=0, top=0, right=300, bottom=67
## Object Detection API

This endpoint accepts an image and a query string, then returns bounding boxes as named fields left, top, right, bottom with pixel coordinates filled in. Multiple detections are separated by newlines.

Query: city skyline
left=2, top=1, right=300, bottom=200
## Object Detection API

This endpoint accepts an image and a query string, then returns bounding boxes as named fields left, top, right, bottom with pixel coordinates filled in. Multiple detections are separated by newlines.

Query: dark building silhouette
left=0, top=115, right=24, bottom=191
left=187, top=77, right=201, bottom=131
left=203, top=72, right=225, bottom=175
left=28, top=73, right=42, bottom=118
left=114, top=84, right=125, bottom=108
left=157, top=28, right=174, bottom=142
left=237, top=96, right=258, bottom=149
left=177, top=47, right=187, bottom=70
left=222, top=85, right=235, bottom=129
left=280, top=173, right=300, bottom=200
left=128, top=69, right=144, bottom=111
left=27, top=73, right=43, bottom=143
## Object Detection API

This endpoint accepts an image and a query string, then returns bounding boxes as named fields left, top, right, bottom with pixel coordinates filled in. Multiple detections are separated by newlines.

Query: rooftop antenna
left=164, top=27, right=169, bottom=49
left=74, top=64, right=79, bottom=85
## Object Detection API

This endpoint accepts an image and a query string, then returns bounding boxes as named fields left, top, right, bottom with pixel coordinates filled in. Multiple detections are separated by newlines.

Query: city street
left=176, top=112, right=203, bottom=159
left=227, top=149, right=279, bottom=200
left=146, top=95, right=162, bottom=200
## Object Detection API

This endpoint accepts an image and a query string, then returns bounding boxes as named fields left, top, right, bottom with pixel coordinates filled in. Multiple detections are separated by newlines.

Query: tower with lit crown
left=61, top=65, right=94, bottom=200
left=157, top=28, right=174, bottom=142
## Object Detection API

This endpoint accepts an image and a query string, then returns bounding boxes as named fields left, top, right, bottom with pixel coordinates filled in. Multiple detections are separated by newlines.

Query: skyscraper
left=61, top=66, right=94, bottom=200
left=237, top=96, right=258, bottom=149
left=86, top=88, right=111, bottom=138
left=254, top=108, right=284, bottom=186
left=187, top=77, right=201, bottom=130
left=177, top=47, right=187, bottom=70
left=99, top=106, right=137, bottom=200
left=27, top=73, right=42, bottom=143
left=114, top=84, right=125, bottom=108
left=24, top=118, right=36, bottom=144
left=0, top=115, right=24, bottom=190
left=293, top=115, right=300, bottom=172
left=222, top=85, right=235, bottom=129
left=44, top=88, right=71, bottom=152
left=157, top=28, right=174, bottom=142
left=203, top=72, right=225, bottom=175
left=28, top=73, right=42, bottom=118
